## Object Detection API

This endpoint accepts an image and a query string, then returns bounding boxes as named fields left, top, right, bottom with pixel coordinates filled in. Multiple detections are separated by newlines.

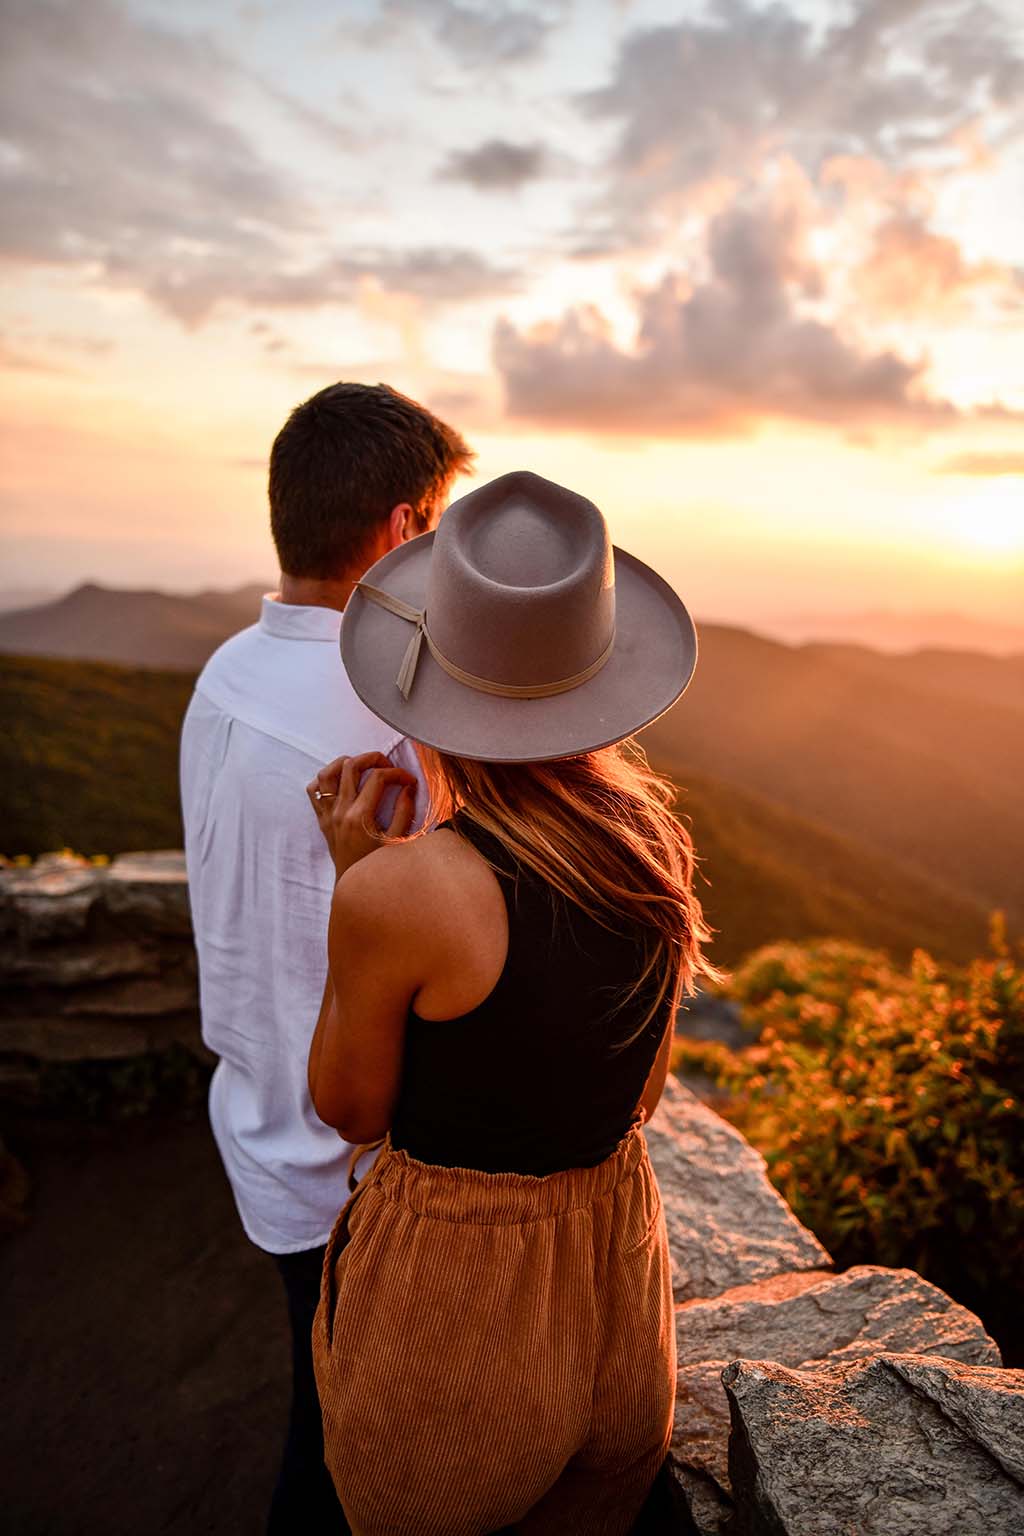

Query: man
left=180, top=382, right=473, bottom=1532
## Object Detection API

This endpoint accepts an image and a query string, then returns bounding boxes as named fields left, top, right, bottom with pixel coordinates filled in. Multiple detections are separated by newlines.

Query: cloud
left=242, top=248, right=522, bottom=310
left=494, top=196, right=955, bottom=436
left=535, top=0, right=1024, bottom=434
left=580, top=0, right=1024, bottom=243
left=852, top=214, right=1024, bottom=319
left=0, top=0, right=311, bottom=321
left=426, top=388, right=486, bottom=415
left=42, top=333, right=115, bottom=357
left=937, top=452, right=1024, bottom=476
left=370, top=0, right=567, bottom=68
left=0, top=339, right=71, bottom=375
left=0, top=0, right=513, bottom=327
left=0, top=329, right=113, bottom=372
left=437, top=139, right=548, bottom=190
left=133, top=247, right=520, bottom=328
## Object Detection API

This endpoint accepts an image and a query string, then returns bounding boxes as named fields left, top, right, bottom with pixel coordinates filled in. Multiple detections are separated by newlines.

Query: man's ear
left=387, top=503, right=414, bottom=550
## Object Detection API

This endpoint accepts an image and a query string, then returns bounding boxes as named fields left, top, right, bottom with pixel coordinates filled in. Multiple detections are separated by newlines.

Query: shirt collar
left=258, top=594, right=344, bottom=642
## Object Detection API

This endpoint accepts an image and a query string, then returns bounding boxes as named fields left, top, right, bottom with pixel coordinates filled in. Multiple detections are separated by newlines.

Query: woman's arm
left=304, top=750, right=420, bottom=1141
left=307, top=970, right=334, bottom=1109
left=308, top=849, right=425, bottom=1141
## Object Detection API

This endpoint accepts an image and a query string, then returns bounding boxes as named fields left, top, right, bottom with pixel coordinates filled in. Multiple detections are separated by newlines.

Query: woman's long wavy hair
left=418, top=738, right=724, bottom=1045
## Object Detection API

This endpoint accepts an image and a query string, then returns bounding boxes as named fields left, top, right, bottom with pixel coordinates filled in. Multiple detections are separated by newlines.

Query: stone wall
left=0, top=851, right=204, bottom=1089
left=3, top=853, right=1022, bottom=1534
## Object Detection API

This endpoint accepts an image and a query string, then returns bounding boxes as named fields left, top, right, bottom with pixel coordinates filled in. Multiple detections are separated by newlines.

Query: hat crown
left=426, top=471, right=615, bottom=689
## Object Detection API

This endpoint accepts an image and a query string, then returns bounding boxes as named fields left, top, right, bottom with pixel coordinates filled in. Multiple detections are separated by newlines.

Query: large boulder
left=677, top=990, right=747, bottom=1050
left=644, top=1075, right=830, bottom=1304
left=669, top=1266, right=1002, bottom=1534
left=723, top=1353, right=1024, bottom=1536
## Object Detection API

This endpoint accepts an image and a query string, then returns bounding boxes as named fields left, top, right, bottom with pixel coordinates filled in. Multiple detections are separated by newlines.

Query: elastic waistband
left=366, top=1116, right=650, bottom=1225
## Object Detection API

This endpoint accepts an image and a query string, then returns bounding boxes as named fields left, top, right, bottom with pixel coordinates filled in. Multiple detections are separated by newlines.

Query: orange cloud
left=853, top=216, right=1020, bottom=320
left=494, top=197, right=956, bottom=438
left=937, top=452, right=1024, bottom=476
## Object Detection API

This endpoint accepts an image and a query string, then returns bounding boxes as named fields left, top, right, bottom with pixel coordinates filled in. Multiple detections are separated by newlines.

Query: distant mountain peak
left=0, top=580, right=270, bottom=671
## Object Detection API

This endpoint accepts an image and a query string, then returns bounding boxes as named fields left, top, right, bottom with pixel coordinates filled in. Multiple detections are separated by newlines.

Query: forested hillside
left=1, top=651, right=999, bottom=965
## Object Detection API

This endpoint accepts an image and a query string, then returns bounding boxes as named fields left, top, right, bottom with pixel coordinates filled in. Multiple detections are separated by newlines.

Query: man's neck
left=277, top=573, right=357, bottom=612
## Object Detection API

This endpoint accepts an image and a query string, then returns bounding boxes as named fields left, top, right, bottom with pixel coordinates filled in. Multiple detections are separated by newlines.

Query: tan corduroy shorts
left=312, top=1116, right=675, bottom=1536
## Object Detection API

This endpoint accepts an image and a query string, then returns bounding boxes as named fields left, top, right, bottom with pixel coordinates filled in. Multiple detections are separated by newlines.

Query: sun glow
left=939, top=482, right=1024, bottom=556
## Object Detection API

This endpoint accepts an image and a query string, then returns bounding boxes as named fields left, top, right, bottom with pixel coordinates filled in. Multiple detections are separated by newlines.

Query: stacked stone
left=645, top=1077, right=1022, bottom=1536
left=0, top=850, right=204, bottom=1091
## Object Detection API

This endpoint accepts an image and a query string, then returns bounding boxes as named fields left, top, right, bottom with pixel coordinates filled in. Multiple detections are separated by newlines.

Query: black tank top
left=389, top=814, right=670, bottom=1176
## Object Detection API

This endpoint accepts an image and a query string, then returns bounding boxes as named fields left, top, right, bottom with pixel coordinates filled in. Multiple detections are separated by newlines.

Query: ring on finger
left=314, top=790, right=336, bottom=801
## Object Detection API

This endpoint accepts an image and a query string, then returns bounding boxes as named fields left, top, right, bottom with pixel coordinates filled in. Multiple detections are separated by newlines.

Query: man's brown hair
left=269, top=382, right=473, bottom=578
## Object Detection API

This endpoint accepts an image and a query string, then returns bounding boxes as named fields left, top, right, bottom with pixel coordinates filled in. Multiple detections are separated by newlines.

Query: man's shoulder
left=195, top=621, right=262, bottom=689
left=192, top=621, right=408, bottom=765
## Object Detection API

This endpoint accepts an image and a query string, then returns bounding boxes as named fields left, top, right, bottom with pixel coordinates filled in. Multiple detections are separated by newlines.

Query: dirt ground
left=3, top=1110, right=289, bottom=1536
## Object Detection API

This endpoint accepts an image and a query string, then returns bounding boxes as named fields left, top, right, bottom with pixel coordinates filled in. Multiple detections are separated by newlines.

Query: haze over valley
left=2, top=581, right=1019, bottom=966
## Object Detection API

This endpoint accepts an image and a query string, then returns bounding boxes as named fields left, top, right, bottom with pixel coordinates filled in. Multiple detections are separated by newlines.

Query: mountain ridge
left=0, top=654, right=992, bottom=966
left=639, top=626, right=1024, bottom=930
left=2, top=584, right=1019, bottom=938
left=2, top=582, right=1021, bottom=672
left=750, top=608, right=1024, bottom=656
left=0, top=581, right=270, bottom=671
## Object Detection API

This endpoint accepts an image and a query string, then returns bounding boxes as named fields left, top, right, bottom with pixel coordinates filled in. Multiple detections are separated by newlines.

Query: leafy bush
left=729, top=938, right=901, bottom=1019
left=672, top=926, right=1024, bottom=1360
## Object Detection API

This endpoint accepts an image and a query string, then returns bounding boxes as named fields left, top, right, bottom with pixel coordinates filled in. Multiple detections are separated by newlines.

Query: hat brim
left=340, top=532, right=697, bottom=763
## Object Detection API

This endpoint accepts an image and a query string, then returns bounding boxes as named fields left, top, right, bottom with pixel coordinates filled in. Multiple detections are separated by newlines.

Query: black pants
left=267, top=1244, right=350, bottom=1535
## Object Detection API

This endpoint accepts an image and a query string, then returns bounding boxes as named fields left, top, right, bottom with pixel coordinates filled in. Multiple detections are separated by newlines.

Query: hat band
left=355, top=581, right=615, bottom=702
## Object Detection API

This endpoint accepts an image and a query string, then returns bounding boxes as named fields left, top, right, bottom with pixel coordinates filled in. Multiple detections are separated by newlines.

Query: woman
left=306, top=471, right=718, bottom=1536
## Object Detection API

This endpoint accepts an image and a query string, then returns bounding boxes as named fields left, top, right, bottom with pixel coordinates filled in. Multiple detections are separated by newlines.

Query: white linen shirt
left=180, top=595, right=424, bottom=1254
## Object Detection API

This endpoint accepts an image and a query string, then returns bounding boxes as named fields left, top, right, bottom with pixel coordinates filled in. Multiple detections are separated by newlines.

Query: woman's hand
left=306, top=751, right=417, bottom=880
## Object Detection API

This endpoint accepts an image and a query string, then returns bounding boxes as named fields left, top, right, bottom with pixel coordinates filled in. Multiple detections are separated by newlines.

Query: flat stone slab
left=0, top=851, right=192, bottom=943
left=105, top=852, right=191, bottom=935
left=0, top=854, right=104, bottom=940
left=0, top=1015, right=152, bottom=1061
left=61, top=972, right=197, bottom=1018
left=108, top=851, right=187, bottom=881
left=644, top=1075, right=831, bottom=1304
left=724, top=1353, right=1024, bottom=1536
left=668, top=1265, right=1002, bottom=1534
left=0, top=940, right=160, bottom=988
left=676, top=1263, right=1002, bottom=1371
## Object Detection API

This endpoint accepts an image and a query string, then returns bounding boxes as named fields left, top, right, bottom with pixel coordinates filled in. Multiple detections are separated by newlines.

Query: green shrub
left=672, top=925, right=1024, bottom=1360
left=729, top=938, right=902, bottom=1019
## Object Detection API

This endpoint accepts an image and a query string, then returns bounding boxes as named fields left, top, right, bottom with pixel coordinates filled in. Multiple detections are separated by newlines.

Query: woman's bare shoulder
left=332, top=827, right=508, bottom=1016
left=332, top=827, right=491, bottom=925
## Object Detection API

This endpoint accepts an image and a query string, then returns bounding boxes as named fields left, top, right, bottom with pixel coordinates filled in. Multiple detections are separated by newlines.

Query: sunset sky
left=1, top=0, right=1022, bottom=631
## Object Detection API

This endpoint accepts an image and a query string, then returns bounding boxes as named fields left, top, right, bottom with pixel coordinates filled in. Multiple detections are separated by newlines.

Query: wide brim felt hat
left=340, top=471, right=697, bottom=764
